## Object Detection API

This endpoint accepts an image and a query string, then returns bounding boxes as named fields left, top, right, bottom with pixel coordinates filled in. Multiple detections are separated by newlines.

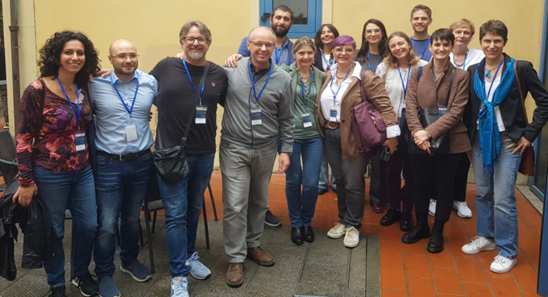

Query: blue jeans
left=157, top=153, right=214, bottom=277
left=93, top=152, right=152, bottom=278
left=33, top=165, right=97, bottom=288
left=285, top=137, right=323, bottom=227
left=318, top=156, right=336, bottom=191
left=472, top=133, right=521, bottom=258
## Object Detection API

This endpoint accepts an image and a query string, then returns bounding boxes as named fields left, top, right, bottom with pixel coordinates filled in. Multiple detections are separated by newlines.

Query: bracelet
left=424, top=130, right=431, bottom=138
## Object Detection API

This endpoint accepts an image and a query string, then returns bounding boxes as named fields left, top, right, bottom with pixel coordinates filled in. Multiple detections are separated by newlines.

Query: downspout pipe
left=8, top=0, right=20, bottom=133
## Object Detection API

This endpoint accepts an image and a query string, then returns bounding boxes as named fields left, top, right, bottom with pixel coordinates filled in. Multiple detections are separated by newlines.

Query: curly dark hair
left=38, top=31, right=100, bottom=87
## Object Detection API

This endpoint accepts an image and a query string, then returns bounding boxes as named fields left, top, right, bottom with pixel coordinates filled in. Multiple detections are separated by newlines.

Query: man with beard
left=222, top=26, right=293, bottom=287
left=89, top=39, right=156, bottom=297
left=409, top=4, right=433, bottom=62
left=234, top=5, right=294, bottom=228
left=149, top=21, right=228, bottom=296
left=237, top=5, right=294, bottom=66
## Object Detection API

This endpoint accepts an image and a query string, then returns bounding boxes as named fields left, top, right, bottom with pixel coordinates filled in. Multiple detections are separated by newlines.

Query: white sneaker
left=490, top=255, right=517, bottom=273
left=327, top=223, right=346, bottom=239
left=428, top=199, right=436, bottom=216
left=453, top=201, right=472, bottom=218
left=343, top=226, right=360, bottom=248
left=461, top=236, right=496, bottom=254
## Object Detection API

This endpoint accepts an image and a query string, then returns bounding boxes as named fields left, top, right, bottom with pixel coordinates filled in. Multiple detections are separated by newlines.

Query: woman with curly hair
left=13, top=31, right=100, bottom=297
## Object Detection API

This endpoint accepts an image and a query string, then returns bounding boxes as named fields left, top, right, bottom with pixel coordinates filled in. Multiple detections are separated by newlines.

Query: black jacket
left=464, top=54, right=548, bottom=143
left=313, top=50, right=333, bottom=72
left=0, top=179, right=52, bottom=281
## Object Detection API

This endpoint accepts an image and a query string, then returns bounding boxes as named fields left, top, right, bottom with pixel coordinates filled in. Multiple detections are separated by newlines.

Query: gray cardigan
left=221, top=57, right=294, bottom=153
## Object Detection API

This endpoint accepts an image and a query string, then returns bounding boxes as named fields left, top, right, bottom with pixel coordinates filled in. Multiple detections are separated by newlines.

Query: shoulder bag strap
left=359, top=68, right=369, bottom=102
left=32, top=79, right=47, bottom=149
left=444, top=69, right=456, bottom=106
left=180, top=61, right=210, bottom=148
left=513, top=62, right=529, bottom=125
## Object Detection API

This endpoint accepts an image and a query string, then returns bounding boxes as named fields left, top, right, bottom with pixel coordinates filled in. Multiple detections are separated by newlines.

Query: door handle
left=261, top=12, right=271, bottom=22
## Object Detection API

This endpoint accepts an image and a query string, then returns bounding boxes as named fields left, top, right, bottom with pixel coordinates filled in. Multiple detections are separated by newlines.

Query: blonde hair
left=449, top=18, right=476, bottom=36
left=383, top=31, right=421, bottom=69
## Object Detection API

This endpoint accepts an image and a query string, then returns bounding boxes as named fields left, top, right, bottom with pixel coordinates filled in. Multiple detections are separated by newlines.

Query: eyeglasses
left=249, top=41, right=275, bottom=49
left=111, top=53, right=139, bottom=60
left=183, top=37, right=207, bottom=44
left=366, top=29, right=381, bottom=34
left=333, top=48, right=355, bottom=54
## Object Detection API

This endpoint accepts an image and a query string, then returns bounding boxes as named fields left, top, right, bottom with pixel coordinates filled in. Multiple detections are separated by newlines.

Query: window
left=259, top=0, right=322, bottom=38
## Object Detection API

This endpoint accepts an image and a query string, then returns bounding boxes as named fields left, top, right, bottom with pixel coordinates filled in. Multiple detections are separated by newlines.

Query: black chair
left=0, top=130, right=19, bottom=186
left=142, top=167, right=218, bottom=274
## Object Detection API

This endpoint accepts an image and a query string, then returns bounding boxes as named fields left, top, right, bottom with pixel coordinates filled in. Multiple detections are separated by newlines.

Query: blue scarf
left=474, top=58, right=516, bottom=173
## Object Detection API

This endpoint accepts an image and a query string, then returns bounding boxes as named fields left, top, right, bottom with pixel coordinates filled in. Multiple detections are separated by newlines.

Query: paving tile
left=462, top=281, right=495, bottom=297
left=244, top=278, right=298, bottom=297
left=366, top=234, right=382, bottom=297
left=381, top=288, right=409, bottom=297
left=381, top=264, right=407, bottom=290
left=510, top=259, right=538, bottom=289
left=401, top=240, right=427, bottom=256
left=348, top=240, right=367, bottom=291
left=453, top=257, right=488, bottom=283
left=485, top=272, right=523, bottom=297
left=297, top=262, right=347, bottom=297
left=523, top=251, right=540, bottom=271
left=407, top=277, right=436, bottom=297
left=520, top=286, right=541, bottom=297
left=305, top=234, right=350, bottom=266
left=427, top=250, right=455, bottom=268
left=254, top=244, right=307, bottom=282
left=380, top=242, right=404, bottom=265
left=431, top=268, right=464, bottom=295
left=403, top=254, right=431, bottom=279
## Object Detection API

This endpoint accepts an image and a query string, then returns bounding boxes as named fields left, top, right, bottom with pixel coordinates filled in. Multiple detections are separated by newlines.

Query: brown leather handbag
left=514, top=63, right=535, bottom=176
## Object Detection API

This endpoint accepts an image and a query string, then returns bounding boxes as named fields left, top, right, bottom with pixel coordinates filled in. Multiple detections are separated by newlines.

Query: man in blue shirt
left=410, top=4, right=433, bottom=62
left=89, top=39, right=157, bottom=297
left=237, top=5, right=294, bottom=66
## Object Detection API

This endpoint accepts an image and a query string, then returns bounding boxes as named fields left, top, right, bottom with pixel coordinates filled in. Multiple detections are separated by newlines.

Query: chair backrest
left=0, top=130, right=19, bottom=185
left=144, top=166, right=164, bottom=211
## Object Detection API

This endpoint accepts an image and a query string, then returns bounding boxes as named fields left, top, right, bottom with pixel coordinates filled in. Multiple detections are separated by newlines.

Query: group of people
left=9, top=3, right=548, bottom=297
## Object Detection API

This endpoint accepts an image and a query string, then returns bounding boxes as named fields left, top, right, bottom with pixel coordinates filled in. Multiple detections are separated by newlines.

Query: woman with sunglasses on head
left=13, top=31, right=100, bottom=297
left=403, top=28, right=470, bottom=254
left=356, top=19, right=390, bottom=213
left=375, top=31, right=427, bottom=231
left=429, top=18, right=485, bottom=219
left=461, top=20, right=548, bottom=273
left=319, top=35, right=399, bottom=248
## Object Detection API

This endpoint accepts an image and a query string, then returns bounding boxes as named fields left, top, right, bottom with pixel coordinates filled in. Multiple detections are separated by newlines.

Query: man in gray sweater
left=220, top=26, right=293, bottom=287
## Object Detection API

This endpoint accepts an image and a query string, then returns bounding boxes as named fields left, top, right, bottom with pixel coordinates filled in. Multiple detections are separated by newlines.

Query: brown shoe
left=247, top=247, right=275, bottom=266
left=226, top=263, right=244, bottom=287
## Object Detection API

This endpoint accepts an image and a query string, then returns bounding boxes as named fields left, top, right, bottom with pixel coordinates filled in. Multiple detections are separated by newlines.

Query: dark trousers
left=369, top=148, right=387, bottom=206
left=453, top=153, right=470, bottom=202
left=385, top=136, right=414, bottom=212
left=411, top=153, right=463, bottom=223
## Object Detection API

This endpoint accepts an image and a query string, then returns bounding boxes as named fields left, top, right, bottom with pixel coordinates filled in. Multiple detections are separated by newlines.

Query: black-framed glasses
left=183, top=37, right=207, bottom=44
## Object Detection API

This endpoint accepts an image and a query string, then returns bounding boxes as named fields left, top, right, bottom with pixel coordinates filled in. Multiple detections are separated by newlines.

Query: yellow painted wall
left=2, top=0, right=545, bottom=131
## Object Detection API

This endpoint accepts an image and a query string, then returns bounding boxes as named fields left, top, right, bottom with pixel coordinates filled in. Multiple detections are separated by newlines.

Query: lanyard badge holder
left=57, top=78, right=86, bottom=151
left=111, top=74, right=140, bottom=142
left=183, top=59, right=209, bottom=125
left=329, top=66, right=353, bottom=122
left=301, top=69, right=314, bottom=128
left=248, top=61, right=273, bottom=126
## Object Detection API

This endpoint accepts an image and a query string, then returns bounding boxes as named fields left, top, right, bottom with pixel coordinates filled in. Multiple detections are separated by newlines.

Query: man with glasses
left=149, top=21, right=228, bottom=297
left=222, top=26, right=293, bottom=287
left=232, top=5, right=295, bottom=227
left=89, top=39, right=156, bottom=297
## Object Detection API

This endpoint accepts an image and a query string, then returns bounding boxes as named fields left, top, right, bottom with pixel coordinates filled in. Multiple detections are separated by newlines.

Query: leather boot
left=399, top=211, right=413, bottom=231
left=427, top=221, right=445, bottom=253
left=291, top=227, right=304, bottom=245
left=401, top=215, right=430, bottom=244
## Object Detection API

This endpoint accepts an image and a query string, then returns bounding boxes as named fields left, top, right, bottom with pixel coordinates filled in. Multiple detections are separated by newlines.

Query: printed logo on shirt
left=211, top=82, right=216, bottom=87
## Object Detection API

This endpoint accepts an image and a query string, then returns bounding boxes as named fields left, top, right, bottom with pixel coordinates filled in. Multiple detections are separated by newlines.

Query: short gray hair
left=179, top=21, right=212, bottom=44
left=247, top=26, right=276, bottom=43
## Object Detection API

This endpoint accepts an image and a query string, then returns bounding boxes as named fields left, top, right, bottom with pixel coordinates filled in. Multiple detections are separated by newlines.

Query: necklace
left=485, top=66, right=499, bottom=79
left=336, top=66, right=354, bottom=79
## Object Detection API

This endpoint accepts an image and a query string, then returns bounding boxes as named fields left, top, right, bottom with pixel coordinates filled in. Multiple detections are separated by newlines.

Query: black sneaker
left=265, top=210, right=282, bottom=227
left=49, top=285, right=66, bottom=297
left=71, top=272, right=98, bottom=297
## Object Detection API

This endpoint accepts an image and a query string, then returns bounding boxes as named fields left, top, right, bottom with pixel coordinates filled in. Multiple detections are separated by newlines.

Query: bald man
left=89, top=39, right=157, bottom=297
left=221, top=26, right=293, bottom=287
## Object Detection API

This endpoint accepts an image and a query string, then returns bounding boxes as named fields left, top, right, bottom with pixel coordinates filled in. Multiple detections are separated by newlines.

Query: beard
left=272, top=25, right=290, bottom=38
left=187, top=51, right=204, bottom=60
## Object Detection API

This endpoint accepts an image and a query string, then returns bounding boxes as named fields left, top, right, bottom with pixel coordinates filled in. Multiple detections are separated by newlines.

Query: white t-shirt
left=450, top=47, right=485, bottom=70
